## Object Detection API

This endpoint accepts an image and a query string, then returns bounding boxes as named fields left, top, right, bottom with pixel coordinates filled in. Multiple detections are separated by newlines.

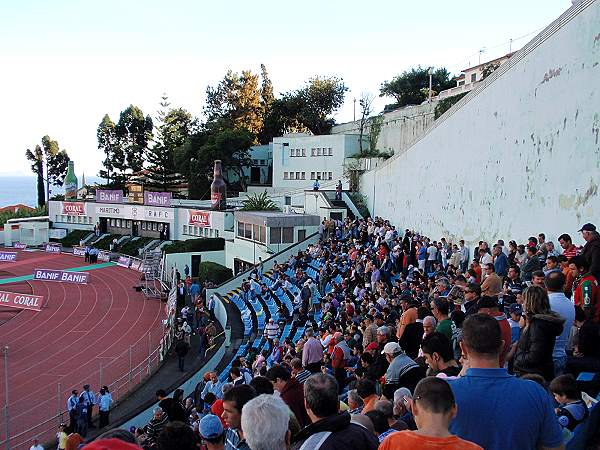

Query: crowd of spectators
left=58, top=217, right=600, bottom=450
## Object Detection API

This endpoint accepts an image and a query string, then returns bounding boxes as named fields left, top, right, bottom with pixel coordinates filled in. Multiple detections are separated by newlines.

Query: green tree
left=241, top=191, right=279, bottom=211
left=204, top=70, right=263, bottom=138
left=41, top=135, right=70, bottom=188
left=25, top=145, right=45, bottom=206
left=97, top=114, right=122, bottom=185
left=115, top=105, right=153, bottom=176
left=481, top=61, right=501, bottom=80
left=380, top=67, right=454, bottom=109
left=146, top=95, right=197, bottom=190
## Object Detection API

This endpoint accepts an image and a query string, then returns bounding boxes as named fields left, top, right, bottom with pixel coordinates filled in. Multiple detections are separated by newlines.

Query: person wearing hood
left=513, top=286, right=565, bottom=381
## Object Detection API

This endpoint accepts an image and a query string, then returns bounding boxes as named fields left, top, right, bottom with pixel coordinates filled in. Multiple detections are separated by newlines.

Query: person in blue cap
left=200, top=414, right=225, bottom=450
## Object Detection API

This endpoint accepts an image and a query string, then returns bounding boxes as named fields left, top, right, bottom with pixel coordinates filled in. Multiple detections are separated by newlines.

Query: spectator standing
left=521, top=246, right=541, bottom=281
left=97, top=387, right=113, bottom=428
left=380, top=377, right=482, bottom=450
left=80, top=384, right=96, bottom=429
left=331, top=332, right=351, bottom=393
left=558, top=233, right=578, bottom=259
left=420, top=333, right=461, bottom=377
left=75, top=397, right=88, bottom=437
left=513, top=286, right=564, bottom=381
left=302, top=328, right=324, bottom=373
left=29, top=438, right=44, bottom=450
left=493, top=245, right=509, bottom=277
left=448, top=314, right=563, bottom=450
left=267, top=365, right=311, bottom=427
left=175, top=337, right=190, bottom=372
left=569, top=255, right=600, bottom=322
left=145, top=407, right=169, bottom=447
left=291, top=374, right=379, bottom=450
left=223, top=385, right=257, bottom=450
left=264, top=318, right=280, bottom=346
left=580, top=223, right=600, bottom=281
left=546, top=272, right=575, bottom=376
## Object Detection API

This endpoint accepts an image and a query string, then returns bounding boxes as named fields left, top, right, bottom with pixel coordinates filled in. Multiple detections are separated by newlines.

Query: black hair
left=365, top=410, right=388, bottom=434
left=249, top=376, right=275, bottom=395
left=157, top=421, right=197, bottom=450
left=222, top=385, right=257, bottom=414
left=466, top=283, right=481, bottom=296
left=413, top=377, right=455, bottom=414
left=356, top=378, right=376, bottom=399
left=545, top=271, right=565, bottom=291
left=558, top=233, right=572, bottom=243
left=570, top=255, right=590, bottom=270
left=266, top=364, right=291, bottom=382
left=549, top=374, right=581, bottom=399
left=462, top=314, right=501, bottom=356
left=421, top=332, right=454, bottom=362
left=156, top=389, right=167, bottom=398
left=432, top=298, right=450, bottom=316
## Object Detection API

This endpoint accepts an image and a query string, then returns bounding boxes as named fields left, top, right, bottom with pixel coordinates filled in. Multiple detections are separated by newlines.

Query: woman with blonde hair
left=513, top=285, right=564, bottom=381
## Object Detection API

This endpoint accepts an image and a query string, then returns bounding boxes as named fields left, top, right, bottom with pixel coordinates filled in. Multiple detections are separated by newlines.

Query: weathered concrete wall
left=360, top=0, right=600, bottom=246
left=331, top=102, right=436, bottom=157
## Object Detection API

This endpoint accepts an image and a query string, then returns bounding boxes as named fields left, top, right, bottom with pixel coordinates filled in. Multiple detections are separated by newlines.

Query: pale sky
left=0, top=0, right=570, bottom=177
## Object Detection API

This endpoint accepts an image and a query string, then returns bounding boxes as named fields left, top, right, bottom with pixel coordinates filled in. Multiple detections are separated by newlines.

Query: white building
left=271, top=134, right=364, bottom=197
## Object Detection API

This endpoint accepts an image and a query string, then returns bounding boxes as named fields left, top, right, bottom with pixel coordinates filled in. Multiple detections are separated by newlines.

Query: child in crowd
left=549, top=374, right=589, bottom=432
left=379, top=377, right=482, bottom=449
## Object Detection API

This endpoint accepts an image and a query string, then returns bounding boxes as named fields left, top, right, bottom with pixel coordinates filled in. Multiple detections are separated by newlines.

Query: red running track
left=0, top=250, right=164, bottom=449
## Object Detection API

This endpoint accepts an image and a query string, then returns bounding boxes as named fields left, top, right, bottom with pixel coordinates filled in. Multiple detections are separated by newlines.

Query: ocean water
left=0, top=175, right=103, bottom=208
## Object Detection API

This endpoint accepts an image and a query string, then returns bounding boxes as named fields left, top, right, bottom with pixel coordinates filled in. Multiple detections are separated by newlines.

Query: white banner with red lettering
left=188, top=210, right=211, bottom=228
left=0, top=290, right=44, bottom=312
left=61, top=202, right=86, bottom=216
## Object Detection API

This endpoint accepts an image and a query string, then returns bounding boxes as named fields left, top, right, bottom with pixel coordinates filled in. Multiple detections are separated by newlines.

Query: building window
left=471, top=73, right=477, bottom=83
left=244, top=223, right=252, bottom=239
left=237, top=222, right=244, bottom=237
left=310, top=172, right=315, bottom=180
left=458, top=80, right=465, bottom=86
left=317, top=172, right=322, bottom=180
left=270, top=227, right=281, bottom=244
left=311, top=148, right=315, bottom=156
left=295, top=171, right=300, bottom=179
left=301, top=148, right=306, bottom=157
left=282, top=227, right=294, bottom=243
left=283, top=172, right=288, bottom=180
left=290, top=172, right=295, bottom=180
left=183, top=225, right=188, bottom=234
left=285, top=196, right=291, bottom=205
left=328, top=172, right=333, bottom=180
left=301, top=172, right=306, bottom=180
left=328, top=147, right=333, bottom=156
left=317, top=148, right=322, bottom=156
left=289, top=148, right=294, bottom=157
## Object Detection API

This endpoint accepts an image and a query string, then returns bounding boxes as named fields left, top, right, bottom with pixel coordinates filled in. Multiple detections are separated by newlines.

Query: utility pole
left=353, top=98, right=356, bottom=122
left=509, top=38, right=513, bottom=53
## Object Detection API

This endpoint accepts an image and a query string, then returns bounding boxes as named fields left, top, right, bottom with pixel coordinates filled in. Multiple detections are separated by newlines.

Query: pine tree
left=25, top=145, right=45, bottom=206
left=97, top=114, right=122, bottom=185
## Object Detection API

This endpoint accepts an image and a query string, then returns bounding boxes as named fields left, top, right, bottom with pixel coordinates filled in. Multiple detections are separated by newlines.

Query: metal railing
left=0, top=265, right=177, bottom=450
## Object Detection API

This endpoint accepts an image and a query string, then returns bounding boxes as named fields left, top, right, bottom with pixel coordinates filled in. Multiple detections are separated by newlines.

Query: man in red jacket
left=266, top=364, right=311, bottom=428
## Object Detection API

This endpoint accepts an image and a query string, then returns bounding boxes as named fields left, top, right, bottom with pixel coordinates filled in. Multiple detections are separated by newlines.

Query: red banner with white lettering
left=188, top=210, right=211, bottom=227
left=0, top=290, right=44, bottom=312
left=62, top=202, right=86, bottom=216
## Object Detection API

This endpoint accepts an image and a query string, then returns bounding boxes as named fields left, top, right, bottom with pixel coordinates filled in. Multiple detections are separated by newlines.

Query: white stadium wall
left=360, top=0, right=600, bottom=246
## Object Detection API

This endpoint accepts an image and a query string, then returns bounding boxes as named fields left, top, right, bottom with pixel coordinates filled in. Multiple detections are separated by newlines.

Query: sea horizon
left=0, top=175, right=103, bottom=208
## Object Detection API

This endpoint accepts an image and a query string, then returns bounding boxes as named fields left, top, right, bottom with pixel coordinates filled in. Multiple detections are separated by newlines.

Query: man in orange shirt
left=379, top=377, right=482, bottom=450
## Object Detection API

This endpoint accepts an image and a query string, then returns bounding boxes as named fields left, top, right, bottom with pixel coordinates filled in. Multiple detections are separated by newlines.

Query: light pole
left=353, top=98, right=356, bottom=121
left=428, top=67, right=433, bottom=103
left=4, top=346, right=10, bottom=450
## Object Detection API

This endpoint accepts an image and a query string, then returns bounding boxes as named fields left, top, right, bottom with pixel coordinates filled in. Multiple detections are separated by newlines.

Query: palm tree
left=241, top=191, right=279, bottom=211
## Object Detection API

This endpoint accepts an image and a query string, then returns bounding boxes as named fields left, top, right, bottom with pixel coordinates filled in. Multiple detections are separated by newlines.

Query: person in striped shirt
left=558, top=233, right=579, bottom=259
left=290, top=358, right=312, bottom=384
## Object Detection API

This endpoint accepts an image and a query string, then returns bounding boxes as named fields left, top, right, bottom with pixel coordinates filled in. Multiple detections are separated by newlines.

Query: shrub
left=118, top=237, right=155, bottom=256
left=0, top=205, right=47, bottom=227
left=434, top=92, right=468, bottom=119
left=198, top=261, right=232, bottom=285
left=59, top=230, right=91, bottom=247
left=163, top=238, right=225, bottom=254
left=93, top=234, right=119, bottom=250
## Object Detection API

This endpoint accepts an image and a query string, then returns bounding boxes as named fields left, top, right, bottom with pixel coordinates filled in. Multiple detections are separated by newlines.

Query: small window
left=259, top=226, right=266, bottom=243
left=328, top=148, right=333, bottom=156
left=311, top=172, right=315, bottom=180
left=237, top=222, right=244, bottom=237
left=244, top=223, right=252, bottom=239
left=183, top=225, right=188, bottom=234
left=270, top=227, right=282, bottom=244
left=328, top=172, right=333, bottom=180
left=302, top=148, right=306, bottom=157
left=289, top=149, right=294, bottom=157
left=301, top=172, right=306, bottom=180
left=317, top=148, right=322, bottom=156
left=317, top=173, right=322, bottom=180
left=295, top=172, right=300, bottom=179
left=290, top=172, right=295, bottom=180
left=285, top=196, right=291, bottom=205
left=471, top=73, right=477, bottom=83
left=284, top=172, right=288, bottom=180
left=311, top=148, right=315, bottom=156
left=253, top=224, right=260, bottom=242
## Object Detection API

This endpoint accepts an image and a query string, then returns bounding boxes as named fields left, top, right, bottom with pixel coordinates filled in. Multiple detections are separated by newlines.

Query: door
left=99, top=218, right=108, bottom=233
left=132, top=221, right=139, bottom=237
left=250, top=167, right=261, bottom=184
left=191, top=255, right=201, bottom=278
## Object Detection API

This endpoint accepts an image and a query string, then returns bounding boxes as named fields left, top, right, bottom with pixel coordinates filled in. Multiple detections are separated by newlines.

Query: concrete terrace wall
left=331, top=102, right=436, bottom=157
left=359, top=0, right=600, bottom=246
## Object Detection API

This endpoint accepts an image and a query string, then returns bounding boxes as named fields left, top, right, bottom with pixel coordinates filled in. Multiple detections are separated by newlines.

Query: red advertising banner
left=0, top=290, right=44, bottom=312
left=62, top=202, right=86, bottom=216
left=189, top=210, right=211, bottom=227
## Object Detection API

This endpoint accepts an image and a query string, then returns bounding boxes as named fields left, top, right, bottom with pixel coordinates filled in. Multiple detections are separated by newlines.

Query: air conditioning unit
left=282, top=205, right=292, bottom=214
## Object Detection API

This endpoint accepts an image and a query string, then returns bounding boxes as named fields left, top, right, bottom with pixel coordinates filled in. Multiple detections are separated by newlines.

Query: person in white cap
left=381, top=342, right=424, bottom=399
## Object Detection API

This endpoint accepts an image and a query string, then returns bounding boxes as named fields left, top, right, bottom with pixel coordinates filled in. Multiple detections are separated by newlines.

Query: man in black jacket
left=580, top=223, right=600, bottom=281
left=291, top=373, right=378, bottom=450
